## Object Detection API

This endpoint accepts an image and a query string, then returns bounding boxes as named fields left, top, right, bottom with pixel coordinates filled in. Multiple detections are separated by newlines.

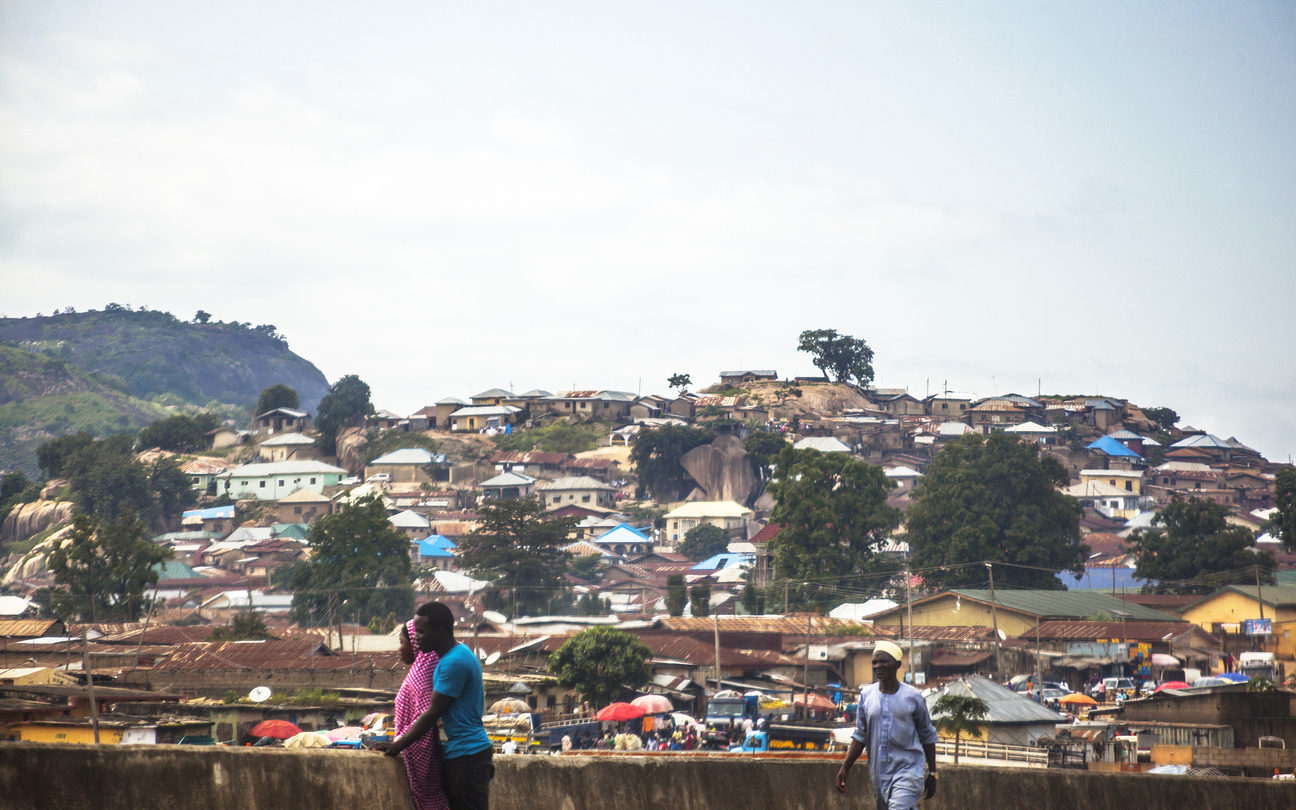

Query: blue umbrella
left=1217, top=672, right=1248, bottom=683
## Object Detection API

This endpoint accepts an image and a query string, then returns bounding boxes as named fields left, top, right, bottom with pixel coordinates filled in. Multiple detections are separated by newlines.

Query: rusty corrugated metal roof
left=652, top=615, right=863, bottom=635
left=152, top=640, right=402, bottom=671
left=0, top=619, right=64, bottom=638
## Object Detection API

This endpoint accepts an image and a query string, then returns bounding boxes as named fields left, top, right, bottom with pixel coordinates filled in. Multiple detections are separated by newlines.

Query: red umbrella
left=792, top=693, right=837, bottom=712
left=1153, top=681, right=1192, bottom=693
left=249, top=719, right=303, bottom=739
left=595, top=702, right=646, bottom=722
left=630, top=694, right=673, bottom=715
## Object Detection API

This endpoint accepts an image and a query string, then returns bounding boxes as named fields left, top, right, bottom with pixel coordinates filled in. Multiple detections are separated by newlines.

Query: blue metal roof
left=1085, top=436, right=1142, bottom=458
left=594, top=524, right=651, bottom=544
left=690, top=552, right=754, bottom=572
left=418, top=535, right=457, bottom=557
left=182, top=505, right=236, bottom=520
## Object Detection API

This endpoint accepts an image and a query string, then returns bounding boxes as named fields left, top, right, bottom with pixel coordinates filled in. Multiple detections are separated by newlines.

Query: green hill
left=0, top=307, right=332, bottom=475
left=0, top=308, right=329, bottom=410
left=0, top=344, right=171, bottom=474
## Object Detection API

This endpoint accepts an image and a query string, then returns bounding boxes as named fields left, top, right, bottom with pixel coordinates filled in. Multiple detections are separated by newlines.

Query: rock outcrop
left=680, top=434, right=760, bottom=506
left=1, top=498, right=74, bottom=546
left=335, top=427, right=369, bottom=476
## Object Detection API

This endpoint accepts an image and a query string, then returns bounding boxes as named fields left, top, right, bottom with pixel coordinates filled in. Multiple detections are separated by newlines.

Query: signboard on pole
left=1244, top=618, right=1272, bottom=636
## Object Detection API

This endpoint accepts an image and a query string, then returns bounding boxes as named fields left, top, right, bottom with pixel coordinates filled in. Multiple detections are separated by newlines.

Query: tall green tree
left=629, top=423, right=715, bottom=501
left=36, top=432, right=95, bottom=478
left=1129, top=495, right=1274, bottom=593
left=796, top=328, right=875, bottom=386
left=288, top=494, right=413, bottom=627
left=548, top=626, right=652, bottom=706
left=454, top=497, right=577, bottom=617
left=689, top=583, right=712, bottom=617
left=208, top=611, right=276, bottom=641
left=255, top=383, right=301, bottom=416
left=766, top=447, right=901, bottom=610
left=666, top=574, right=686, bottom=616
left=931, top=694, right=989, bottom=764
left=678, top=523, right=728, bottom=561
left=64, top=435, right=157, bottom=523
left=47, top=511, right=172, bottom=621
left=137, top=413, right=217, bottom=452
left=1272, top=467, right=1296, bottom=552
left=315, top=374, right=373, bottom=455
left=149, top=456, right=198, bottom=524
left=1141, top=406, right=1179, bottom=433
left=905, top=433, right=1085, bottom=590
left=667, top=373, right=692, bottom=394
left=743, top=431, right=788, bottom=483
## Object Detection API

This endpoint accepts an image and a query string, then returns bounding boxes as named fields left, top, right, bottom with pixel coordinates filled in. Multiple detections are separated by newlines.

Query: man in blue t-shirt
left=379, top=602, right=494, bottom=810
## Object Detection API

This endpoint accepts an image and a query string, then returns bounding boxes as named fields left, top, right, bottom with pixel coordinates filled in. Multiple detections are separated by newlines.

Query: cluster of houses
left=0, top=372, right=1292, bottom=752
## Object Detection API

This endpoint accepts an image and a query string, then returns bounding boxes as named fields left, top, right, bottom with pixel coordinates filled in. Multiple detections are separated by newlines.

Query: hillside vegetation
left=0, top=308, right=329, bottom=411
left=0, top=345, right=170, bottom=474
left=0, top=307, right=331, bottom=475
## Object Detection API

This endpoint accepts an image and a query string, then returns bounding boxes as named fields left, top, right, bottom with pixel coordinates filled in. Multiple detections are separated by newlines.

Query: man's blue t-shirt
left=433, top=641, right=491, bottom=760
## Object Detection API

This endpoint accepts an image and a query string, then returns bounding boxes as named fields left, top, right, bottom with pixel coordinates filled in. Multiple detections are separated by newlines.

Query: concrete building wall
left=3, top=746, right=1295, bottom=810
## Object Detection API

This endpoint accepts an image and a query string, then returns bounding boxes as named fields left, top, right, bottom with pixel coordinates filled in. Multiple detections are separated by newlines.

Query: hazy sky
left=2, top=2, right=1293, bottom=461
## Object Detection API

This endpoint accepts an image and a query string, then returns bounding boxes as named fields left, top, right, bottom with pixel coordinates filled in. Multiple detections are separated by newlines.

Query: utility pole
left=985, top=563, right=1000, bottom=676
left=1256, top=565, right=1266, bottom=654
left=905, top=566, right=915, bottom=676
left=802, top=610, right=811, bottom=717
left=713, top=613, right=722, bottom=692
left=82, top=629, right=100, bottom=744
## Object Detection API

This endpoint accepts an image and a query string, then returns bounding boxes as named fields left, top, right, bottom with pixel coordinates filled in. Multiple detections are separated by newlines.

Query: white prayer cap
left=873, top=640, right=904, bottom=664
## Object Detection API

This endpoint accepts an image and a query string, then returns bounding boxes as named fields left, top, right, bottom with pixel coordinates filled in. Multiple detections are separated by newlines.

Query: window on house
left=582, top=495, right=590, bottom=503
left=279, top=480, right=285, bottom=487
left=259, top=481, right=266, bottom=488
left=1125, top=481, right=1133, bottom=491
left=295, top=506, right=302, bottom=514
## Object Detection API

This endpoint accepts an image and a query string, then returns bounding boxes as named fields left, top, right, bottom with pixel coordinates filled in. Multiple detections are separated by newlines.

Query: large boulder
left=1, top=499, right=74, bottom=546
left=334, top=426, right=369, bottom=476
left=680, top=434, right=760, bottom=505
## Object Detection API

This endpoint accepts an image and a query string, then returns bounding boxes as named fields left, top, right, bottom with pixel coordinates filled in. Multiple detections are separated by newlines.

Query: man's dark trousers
left=443, top=747, right=494, bottom=810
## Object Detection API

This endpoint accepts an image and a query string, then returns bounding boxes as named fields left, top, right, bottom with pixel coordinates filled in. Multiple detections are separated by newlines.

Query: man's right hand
left=834, top=766, right=849, bottom=793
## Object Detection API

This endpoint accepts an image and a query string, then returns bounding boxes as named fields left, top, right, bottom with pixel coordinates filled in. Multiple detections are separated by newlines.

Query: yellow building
left=1179, top=585, right=1296, bottom=634
left=1079, top=468, right=1143, bottom=495
left=870, top=589, right=1183, bottom=639
left=9, top=720, right=127, bottom=744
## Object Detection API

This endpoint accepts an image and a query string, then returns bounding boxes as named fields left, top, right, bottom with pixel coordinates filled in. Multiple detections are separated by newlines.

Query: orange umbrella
left=595, top=702, right=646, bottom=722
left=1057, top=692, right=1097, bottom=706
left=249, top=719, right=302, bottom=739
left=792, top=692, right=837, bottom=712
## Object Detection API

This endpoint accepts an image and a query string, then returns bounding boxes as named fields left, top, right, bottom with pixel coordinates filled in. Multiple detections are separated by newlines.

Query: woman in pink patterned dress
left=395, top=619, right=449, bottom=810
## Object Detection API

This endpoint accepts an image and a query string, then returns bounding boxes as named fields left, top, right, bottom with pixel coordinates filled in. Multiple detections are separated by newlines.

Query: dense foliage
left=1129, top=495, right=1274, bottom=593
left=288, top=494, right=414, bottom=627
left=905, top=433, right=1085, bottom=590
left=315, top=374, right=373, bottom=455
left=137, top=412, right=219, bottom=452
left=931, top=694, right=989, bottom=764
left=1273, top=467, right=1296, bottom=552
left=629, top=423, right=715, bottom=501
left=666, top=574, right=686, bottom=616
left=47, top=512, right=172, bottom=621
left=254, top=384, right=300, bottom=416
left=796, top=328, right=875, bottom=386
left=548, top=626, right=652, bottom=706
left=491, top=422, right=604, bottom=454
left=678, top=523, right=728, bottom=561
left=765, top=447, right=901, bottom=609
left=743, top=431, right=787, bottom=483
left=454, top=497, right=577, bottom=617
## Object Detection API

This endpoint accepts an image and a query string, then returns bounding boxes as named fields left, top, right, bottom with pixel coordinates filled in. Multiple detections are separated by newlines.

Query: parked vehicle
left=1238, top=651, right=1275, bottom=681
left=727, top=724, right=837, bottom=753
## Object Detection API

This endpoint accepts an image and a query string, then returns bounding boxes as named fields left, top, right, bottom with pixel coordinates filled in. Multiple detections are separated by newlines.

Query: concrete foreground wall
left=2, top=745, right=1293, bottom=810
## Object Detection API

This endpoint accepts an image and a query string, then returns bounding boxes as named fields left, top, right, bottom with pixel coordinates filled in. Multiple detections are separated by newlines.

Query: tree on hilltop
left=255, top=383, right=300, bottom=416
left=796, top=329, right=875, bottom=386
left=315, top=374, right=373, bottom=456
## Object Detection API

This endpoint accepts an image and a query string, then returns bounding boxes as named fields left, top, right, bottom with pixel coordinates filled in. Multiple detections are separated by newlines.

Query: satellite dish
left=484, top=651, right=501, bottom=666
left=248, top=686, right=272, bottom=703
left=476, top=647, right=487, bottom=660
left=482, top=610, right=507, bottom=624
